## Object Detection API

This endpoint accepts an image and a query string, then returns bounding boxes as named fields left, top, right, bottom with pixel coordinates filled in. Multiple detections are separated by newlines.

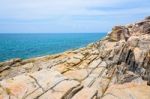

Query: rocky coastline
left=0, top=16, right=150, bottom=99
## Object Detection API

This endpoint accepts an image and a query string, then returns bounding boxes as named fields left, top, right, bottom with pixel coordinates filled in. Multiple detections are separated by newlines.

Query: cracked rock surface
left=0, top=16, right=150, bottom=99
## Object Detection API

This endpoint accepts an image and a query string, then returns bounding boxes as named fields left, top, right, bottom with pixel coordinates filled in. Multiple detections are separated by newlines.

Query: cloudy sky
left=0, top=0, right=149, bottom=33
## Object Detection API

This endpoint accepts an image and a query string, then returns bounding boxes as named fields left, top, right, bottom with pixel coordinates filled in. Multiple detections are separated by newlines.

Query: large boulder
left=108, top=26, right=130, bottom=41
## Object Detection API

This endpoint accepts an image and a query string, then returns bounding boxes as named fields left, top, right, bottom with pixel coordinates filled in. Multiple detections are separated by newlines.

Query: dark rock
left=145, top=16, right=150, bottom=20
left=143, top=23, right=150, bottom=34
left=4, top=58, right=22, bottom=66
left=108, top=26, right=130, bottom=41
left=0, top=58, right=22, bottom=72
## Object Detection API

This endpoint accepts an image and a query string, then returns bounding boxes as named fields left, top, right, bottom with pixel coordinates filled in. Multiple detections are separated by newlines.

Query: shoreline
left=0, top=41, right=97, bottom=69
left=0, top=16, right=150, bottom=98
left=0, top=33, right=106, bottom=62
left=0, top=41, right=96, bottom=63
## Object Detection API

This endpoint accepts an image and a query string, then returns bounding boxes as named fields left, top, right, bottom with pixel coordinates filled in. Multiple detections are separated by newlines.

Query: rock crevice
left=0, top=16, right=150, bottom=99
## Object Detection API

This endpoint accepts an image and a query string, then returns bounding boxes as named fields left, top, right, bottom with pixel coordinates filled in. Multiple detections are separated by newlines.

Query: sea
left=0, top=33, right=106, bottom=62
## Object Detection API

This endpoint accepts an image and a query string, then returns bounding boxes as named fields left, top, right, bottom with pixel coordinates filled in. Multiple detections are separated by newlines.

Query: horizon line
left=0, top=32, right=107, bottom=34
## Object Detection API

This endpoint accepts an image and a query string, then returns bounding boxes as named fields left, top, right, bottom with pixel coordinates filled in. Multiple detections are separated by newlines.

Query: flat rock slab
left=82, top=76, right=96, bottom=87
left=64, top=69, right=89, bottom=81
left=72, top=87, right=98, bottom=99
left=0, top=69, right=74, bottom=99
left=67, top=57, right=81, bottom=65
left=73, top=53, right=84, bottom=60
left=0, top=74, right=40, bottom=99
left=29, top=69, right=67, bottom=91
left=39, top=80, right=80, bottom=99
left=102, top=82, right=150, bottom=99
left=88, top=59, right=102, bottom=68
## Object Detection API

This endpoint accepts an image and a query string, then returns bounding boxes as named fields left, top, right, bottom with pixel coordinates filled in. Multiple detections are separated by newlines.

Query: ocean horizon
left=0, top=33, right=106, bottom=62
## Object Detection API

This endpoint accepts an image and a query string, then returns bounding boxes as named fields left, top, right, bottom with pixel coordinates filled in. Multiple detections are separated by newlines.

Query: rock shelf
left=0, top=16, right=150, bottom=99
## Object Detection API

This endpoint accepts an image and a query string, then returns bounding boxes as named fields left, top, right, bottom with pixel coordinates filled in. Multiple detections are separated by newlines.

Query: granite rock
left=0, top=16, right=150, bottom=99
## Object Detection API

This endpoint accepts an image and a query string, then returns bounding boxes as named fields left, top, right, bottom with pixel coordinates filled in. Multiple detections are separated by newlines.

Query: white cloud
left=0, top=0, right=149, bottom=20
left=0, top=0, right=149, bottom=33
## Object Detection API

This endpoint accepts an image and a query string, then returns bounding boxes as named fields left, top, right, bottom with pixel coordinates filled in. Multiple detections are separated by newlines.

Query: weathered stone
left=0, top=58, right=22, bottom=72
left=62, top=85, right=83, bottom=99
left=0, top=58, right=22, bottom=67
left=72, top=87, right=98, bottom=99
left=29, top=69, right=67, bottom=91
left=99, top=61, right=107, bottom=67
left=0, top=16, right=150, bottom=99
left=82, top=77, right=96, bottom=87
left=88, top=58, right=102, bottom=68
left=39, top=80, right=80, bottom=99
left=0, top=74, right=40, bottom=99
left=67, top=57, right=81, bottom=65
left=0, top=87, right=9, bottom=99
left=103, top=82, right=150, bottom=99
left=0, top=65, right=10, bottom=73
left=25, top=88, right=43, bottom=99
left=22, top=63, right=34, bottom=71
left=64, top=69, right=88, bottom=81
left=73, top=53, right=84, bottom=60
left=108, top=26, right=130, bottom=41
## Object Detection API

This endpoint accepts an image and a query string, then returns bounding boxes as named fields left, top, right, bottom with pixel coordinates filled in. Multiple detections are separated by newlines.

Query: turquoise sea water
left=0, top=33, right=106, bottom=62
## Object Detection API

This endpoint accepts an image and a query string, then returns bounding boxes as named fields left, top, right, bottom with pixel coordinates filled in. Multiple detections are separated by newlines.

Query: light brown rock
left=64, top=69, right=88, bottom=81
left=0, top=75, right=40, bottom=99
left=29, top=69, right=67, bottom=91
left=72, top=87, right=98, bottom=99
left=103, top=82, right=150, bottom=99
left=39, top=80, right=80, bottom=99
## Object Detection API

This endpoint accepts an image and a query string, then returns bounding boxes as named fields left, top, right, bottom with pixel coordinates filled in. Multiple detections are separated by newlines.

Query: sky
left=0, top=0, right=150, bottom=33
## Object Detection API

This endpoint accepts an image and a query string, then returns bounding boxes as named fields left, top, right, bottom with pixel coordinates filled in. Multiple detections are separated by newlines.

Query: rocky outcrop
left=108, top=26, right=130, bottom=41
left=108, top=16, right=150, bottom=42
left=0, top=16, right=150, bottom=99
left=0, top=58, right=22, bottom=73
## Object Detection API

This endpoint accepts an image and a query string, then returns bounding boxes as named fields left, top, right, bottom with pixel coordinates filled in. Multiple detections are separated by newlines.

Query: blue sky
left=0, top=0, right=150, bottom=33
